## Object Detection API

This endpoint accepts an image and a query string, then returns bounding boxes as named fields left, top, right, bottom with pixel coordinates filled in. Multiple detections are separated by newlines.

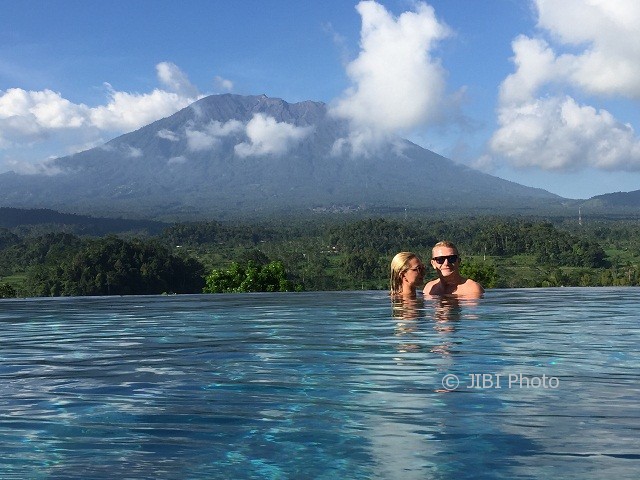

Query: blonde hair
left=432, top=240, right=459, bottom=255
left=389, top=251, right=421, bottom=296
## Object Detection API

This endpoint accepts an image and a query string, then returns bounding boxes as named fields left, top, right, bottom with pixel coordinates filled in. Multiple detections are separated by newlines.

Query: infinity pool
left=1, top=288, right=639, bottom=479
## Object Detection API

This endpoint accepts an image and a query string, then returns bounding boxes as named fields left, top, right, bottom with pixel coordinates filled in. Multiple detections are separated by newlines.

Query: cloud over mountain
left=0, top=94, right=563, bottom=219
left=235, top=113, right=313, bottom=157
left=3, top=0, right=640, bottom=199
left=0, top=63, right=200, bottom=173
left=186, top=120, right=243, bottom=152
left=156, top=62, right=200, bottom=98
left=330, top=0, right=454, bottom=155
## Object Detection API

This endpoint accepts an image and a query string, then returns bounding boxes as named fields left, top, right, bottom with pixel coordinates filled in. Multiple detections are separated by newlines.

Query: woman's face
left=401, top=257, right=425, bottom=290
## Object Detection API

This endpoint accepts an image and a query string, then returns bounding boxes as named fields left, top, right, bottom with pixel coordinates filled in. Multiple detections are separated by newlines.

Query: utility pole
left=578, top=207, right=582, bottom=226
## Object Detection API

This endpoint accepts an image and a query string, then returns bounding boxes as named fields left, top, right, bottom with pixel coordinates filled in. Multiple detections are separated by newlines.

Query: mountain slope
left=0, top=94, right=563, bottom=219
left=0, top=207, right=166, bottom=235
left=584, top=190, right=640, bottom=207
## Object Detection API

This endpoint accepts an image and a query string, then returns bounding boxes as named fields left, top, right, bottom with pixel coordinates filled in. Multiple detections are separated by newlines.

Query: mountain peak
left=0, top=93, right=563, bottom=219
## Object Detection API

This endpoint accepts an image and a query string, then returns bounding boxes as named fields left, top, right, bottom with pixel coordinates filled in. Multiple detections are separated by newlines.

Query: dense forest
left=1, top=210, right=639, bottom=298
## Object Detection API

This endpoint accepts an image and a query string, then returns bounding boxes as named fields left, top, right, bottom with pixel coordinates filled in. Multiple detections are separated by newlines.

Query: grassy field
left=2, top=273, right=26, bottom=289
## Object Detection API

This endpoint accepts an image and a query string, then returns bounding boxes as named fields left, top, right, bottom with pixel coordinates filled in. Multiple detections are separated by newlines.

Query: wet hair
left=389, top=251, right=421, bottom=296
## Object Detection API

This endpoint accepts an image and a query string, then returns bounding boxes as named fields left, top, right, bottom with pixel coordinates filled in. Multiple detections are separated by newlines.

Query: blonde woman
left=389, top=251, right=425, bottom=298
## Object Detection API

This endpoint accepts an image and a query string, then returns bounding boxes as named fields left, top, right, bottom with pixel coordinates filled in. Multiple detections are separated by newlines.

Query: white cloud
left=536, top=0, right=640, bottom=97
left=97, top=143, right=142, bottom=158
left=499, top=0, right=640, bottom=102
left=124, top=145, right=143, bottom=158
left=0, top=63, right=207, bottom=173
left=329, top=0, right=453, bottom=155
left=234, top=113, right=312, bottom=157
left=186, top=129, right=217, bottom=151
left=2, top=157, right=63, bottom=175
left=89, top=83, right=197, bottom=132
left=329, top=127, right=393, bottom=158
left=490, top=96, right=640, bottom=170
left=66, top=138, right=105, bottom=156
left=167, top=155, right=187, bottom=165
left=0, top=88, right=90, bottom=148
left=0, top=88, right=88, bottom=129
left=186, top=120, right=243, bottom=151
left=486, top=0, right=640, bottom=172
left=498, top=36, right=558, bottom=106
left=157, top=129, right=180, bottom=141
left=214, top=75, right=234, bottom=92
left=157, top=61, right=200, bottom=98
left=0, top=114, right=45, bottom=148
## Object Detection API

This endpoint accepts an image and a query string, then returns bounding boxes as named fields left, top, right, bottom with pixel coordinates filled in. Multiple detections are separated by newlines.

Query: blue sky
left=2, top=0, right=640, bottom=199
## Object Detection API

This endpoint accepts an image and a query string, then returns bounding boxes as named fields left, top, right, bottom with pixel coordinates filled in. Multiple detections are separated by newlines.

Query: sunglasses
left=407, top=265, right=425, bottom=273
left=432, top=255, right=458, bottom=265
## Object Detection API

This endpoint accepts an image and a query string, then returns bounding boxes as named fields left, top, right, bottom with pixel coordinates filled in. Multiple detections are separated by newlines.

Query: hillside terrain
left=0, top=94, right=569, bottom=220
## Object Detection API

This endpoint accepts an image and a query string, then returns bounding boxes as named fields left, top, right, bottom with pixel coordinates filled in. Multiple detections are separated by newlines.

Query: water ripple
left=0, top=289, right=638, bottom=479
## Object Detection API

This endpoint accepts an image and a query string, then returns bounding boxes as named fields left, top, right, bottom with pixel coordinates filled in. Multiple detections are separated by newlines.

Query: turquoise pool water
left=1, top=288, right=639, bottom=479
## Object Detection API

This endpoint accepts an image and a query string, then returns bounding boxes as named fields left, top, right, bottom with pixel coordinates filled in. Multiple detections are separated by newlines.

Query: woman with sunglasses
left=389, top=251, right=426, bottom=298
left=423, top=241, right=484, bottom=298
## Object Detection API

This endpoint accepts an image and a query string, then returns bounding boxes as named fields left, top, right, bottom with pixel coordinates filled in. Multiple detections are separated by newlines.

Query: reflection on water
left=429, top=296, right=481, bottom=355
left=1, top=290, right=639, bottom=479
left=428, top=296, right=461, bottom=356
left=391, top=296, right=424, bottom=321
left=391, top=296, right=423, bottom=352
left=392, top=295, right=477, bottom=356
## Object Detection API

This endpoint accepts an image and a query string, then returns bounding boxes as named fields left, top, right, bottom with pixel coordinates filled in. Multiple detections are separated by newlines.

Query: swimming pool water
left=1, top=288, right=639, bottom=479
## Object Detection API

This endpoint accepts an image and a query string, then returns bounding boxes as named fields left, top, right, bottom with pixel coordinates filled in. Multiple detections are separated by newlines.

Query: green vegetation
left=1, top=210, right=640, bottom=298
left=204, top=260, right=300, bottom=293
left=0, top=282, right=16, bottom=298
left=2, top=235, right=204, bottom=297
left=460, top=261, right=498, bottom=288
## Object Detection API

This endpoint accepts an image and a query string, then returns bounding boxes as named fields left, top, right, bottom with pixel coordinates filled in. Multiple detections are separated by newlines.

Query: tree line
left=1, top=215, right=638, bottom=298
left=1, top=234, right=203, bottom=297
